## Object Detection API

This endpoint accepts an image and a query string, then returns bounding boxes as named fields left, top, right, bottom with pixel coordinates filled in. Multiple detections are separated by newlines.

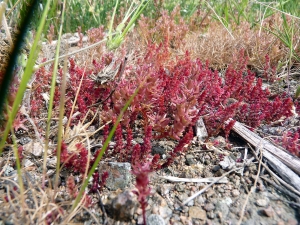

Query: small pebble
left=206, top=189, right=215, bottom=198
left=189, top=206, right=207, bottom=220
left=212, top=165, right=220, bottom=172
left=175, top=184, right=185, bottom=192
left=181, top=206, right=189, bottom=213
left=218, top=187, right=225, bottom=193
left=206, top=219, right=214, bottom=225
left=147, top=214, right=165, bottom=225
left=152, top=206, right=159, bottom=214
left=204, top=203, right=215, bottom=212
left=287, top=219, right=298, bottom=225
left=231, top=189, right=240, bottom=197
left=245, top=177, right=252, bottom=184
left=262, top=206, right=275, bottom=218
left=180, top=215, right=188, bottom=224
left=207, top=211, right=215, bottom=219
left=190, top=186, right=197, bottom=192
left=256, top=198, right=268, bottom=207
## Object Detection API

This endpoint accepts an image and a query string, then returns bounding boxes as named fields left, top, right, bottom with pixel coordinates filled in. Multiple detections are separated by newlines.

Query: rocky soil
left=1, top=128, right=300, bottom=225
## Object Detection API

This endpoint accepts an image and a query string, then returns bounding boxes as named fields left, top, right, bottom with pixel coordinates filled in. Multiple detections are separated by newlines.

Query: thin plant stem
left=54, top=57, right=67, bottom=190
left=34, top=36, right=115, bottom=70
left=10, top=126, right=25, bottom=216
left=205, top=1, right=235, bottom=39
left=64, top=65, right=87, bottom=139
left=43, top=0, right=65, bottom=189
left=54, top=0, right=68, bottom=193
left=253, top=0, right=300, bottom=20
left=237, top=147, right=263, bottom=225
left=108, top=0, right=119, bottom=42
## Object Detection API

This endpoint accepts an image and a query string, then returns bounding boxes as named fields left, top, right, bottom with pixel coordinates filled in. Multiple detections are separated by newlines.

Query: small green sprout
left=107, top=0, right=150, bottom=50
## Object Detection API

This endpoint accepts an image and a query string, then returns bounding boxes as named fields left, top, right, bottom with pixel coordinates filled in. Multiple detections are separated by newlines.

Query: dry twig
left=182, top=166, right=243, bottom=205
left=237, top=145, right=263, bottom=225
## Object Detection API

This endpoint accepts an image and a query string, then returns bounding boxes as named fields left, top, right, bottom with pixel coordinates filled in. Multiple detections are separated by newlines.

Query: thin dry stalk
left=248, top=144, right=300, bottom=197
left=81, top=205, right=101, bottom=225
left=62, top=195, right=87, bottom=223
left=204, top=1, right=234, bottom=39
left=64, top=64, right=88, bottom=137
left=237, top=146, right=263, bottom=225
left=261, top=176, right=300, bottom=202
left=182, top=166, right=243, bottom=205
left=1, top=13, right=13, bottom=46
left=54, top=52, right=68, bottom=193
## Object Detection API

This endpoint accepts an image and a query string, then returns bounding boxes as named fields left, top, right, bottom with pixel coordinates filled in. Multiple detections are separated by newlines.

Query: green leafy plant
left=259, top=1, right=300, bottom=93
left=107, top=0, right=149, bottom=50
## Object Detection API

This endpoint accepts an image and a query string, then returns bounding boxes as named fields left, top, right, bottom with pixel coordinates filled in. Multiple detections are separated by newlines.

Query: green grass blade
left=107, top=0, right=149, bottom=50
left=108, top=0, right=119, bottom=42
left=295, top=86, right=300, bottom=98
left=0, top=0, right=38, bottom=119
left=42, top=0, right=65, bottom=188
left=0, top=0, right=52, bottom=155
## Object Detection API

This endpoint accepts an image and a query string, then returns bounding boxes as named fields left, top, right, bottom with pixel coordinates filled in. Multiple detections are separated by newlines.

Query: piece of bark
left=230, top=120, right=300, bottom=190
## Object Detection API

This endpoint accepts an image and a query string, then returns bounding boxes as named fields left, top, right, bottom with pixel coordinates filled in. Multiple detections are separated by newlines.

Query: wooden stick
left=159, top=175, right=228, bottom=183
left=230, top=120, right=300, bottom=191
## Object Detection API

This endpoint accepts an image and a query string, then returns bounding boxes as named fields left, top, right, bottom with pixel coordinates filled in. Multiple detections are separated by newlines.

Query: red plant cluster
left=101, top=46, right=293, bottom=141
left=66, top=175, right=77, bottom=198
left=4, top=185, right=18, bottom=202
left=45, top=207, right=64, bottom=225
left=31, top=56, right=112, bottom=125
left=66, top=175, right=92, bottom=207
left=138, top=6, right=189, bottom=48
left=89, top=171, right=109, bottom=194
left=59, top=56, right=117, bottom=123
left=56, top=142, right=88, bottom=174
left=264, top=54, right=277, bottom=82
left=87, top=25, right=105, bottom=43
left=30, top=64, right=53, bottom=118
left=132, top=162, right=152, bottom=225
left=13, top=112, right=28, bottom=132
left=162, top=126, right=194, bottom=168
left=17, top=146, right=24, bottom=163
left=52, top=43, right=292, bottom=173
left=109, top=122, right=195, bottom=171
left=111, top=124, right=153, bottom=166
left=277, top=129, right=300, bottom=157
left=63, top=58, right=101, bottom=120
left=56, top=142, right=110, bottom=195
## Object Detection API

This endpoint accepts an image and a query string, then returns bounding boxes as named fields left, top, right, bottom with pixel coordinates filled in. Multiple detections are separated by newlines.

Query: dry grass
left=0, top=113, right=105, bottom=224
left=184, top=17, right=290, bottom=71
left=0, top=178, right=100, bottom=224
